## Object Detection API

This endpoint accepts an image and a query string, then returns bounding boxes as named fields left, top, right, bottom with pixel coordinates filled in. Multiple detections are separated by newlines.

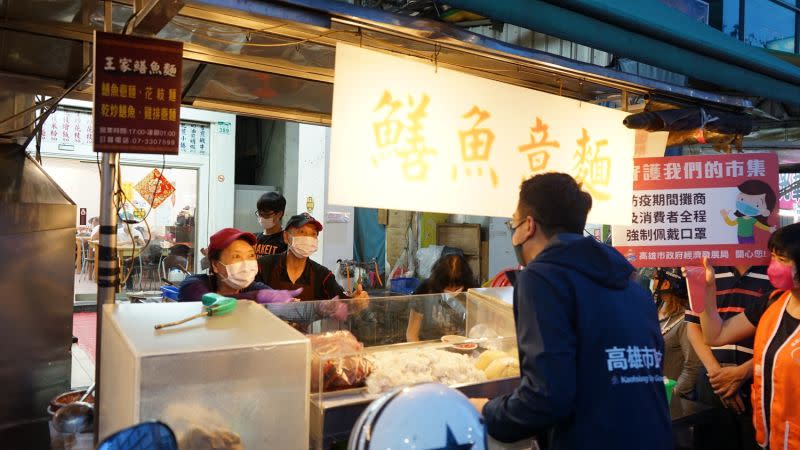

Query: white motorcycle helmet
left=348, top=383, right=487, bottom=450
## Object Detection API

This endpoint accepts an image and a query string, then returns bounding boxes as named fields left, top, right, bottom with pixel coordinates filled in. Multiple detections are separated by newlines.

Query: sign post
left=92, top=28, right=182, bottom=444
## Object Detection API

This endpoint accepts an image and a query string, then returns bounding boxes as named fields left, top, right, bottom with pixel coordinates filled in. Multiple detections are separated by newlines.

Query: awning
left=1, top=0, right=761, bottom=135
left=443, top=0, right=800, bottom=105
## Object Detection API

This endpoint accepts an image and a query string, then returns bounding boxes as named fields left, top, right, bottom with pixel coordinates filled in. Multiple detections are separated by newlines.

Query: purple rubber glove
left=255, top=288, right=303, bottom=304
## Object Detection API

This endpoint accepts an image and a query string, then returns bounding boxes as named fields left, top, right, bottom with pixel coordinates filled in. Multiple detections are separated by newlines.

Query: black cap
left=257, top=192, right=286, bottom=214
left=285, top=212, right=323, bottom=232
left=656, top=268, right=687, bottom=299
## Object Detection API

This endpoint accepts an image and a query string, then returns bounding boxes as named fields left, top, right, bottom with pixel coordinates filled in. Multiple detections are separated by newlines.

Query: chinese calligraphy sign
left=573, top=128, right=611, bottom=201
left=453, top=106, right=498, bottom=187
left=613, top=153, right=778, bottom=267
left=93, top=32, right=182, bottom=154
left=517, top=117, right=556, bottom=176
left=372, top=91, right=437, bottom=182
left=331, top=43, right=636, bottom=223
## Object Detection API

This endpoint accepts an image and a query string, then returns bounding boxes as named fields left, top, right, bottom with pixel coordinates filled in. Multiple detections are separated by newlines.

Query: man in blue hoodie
left=472, top=173, right=672, bottom=449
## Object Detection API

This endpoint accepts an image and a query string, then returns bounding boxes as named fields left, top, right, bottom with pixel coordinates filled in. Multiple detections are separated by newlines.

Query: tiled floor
left=71, top=344, right=95, bottom=389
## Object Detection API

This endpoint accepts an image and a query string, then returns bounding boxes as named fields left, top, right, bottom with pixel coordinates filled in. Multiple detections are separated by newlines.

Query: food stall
left=271, top=291, right=520, bottom=450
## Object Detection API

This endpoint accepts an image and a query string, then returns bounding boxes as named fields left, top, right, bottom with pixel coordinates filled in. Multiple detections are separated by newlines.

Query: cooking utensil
left=78, top=383, right=94, bottom=403
left=154, top=296, right=237, bottom=330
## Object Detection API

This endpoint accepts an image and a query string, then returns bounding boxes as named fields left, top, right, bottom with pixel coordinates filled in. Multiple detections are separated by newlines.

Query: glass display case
left=265, top=291, right=518, bottom=449
left=99, top=301, right=310, bottom=449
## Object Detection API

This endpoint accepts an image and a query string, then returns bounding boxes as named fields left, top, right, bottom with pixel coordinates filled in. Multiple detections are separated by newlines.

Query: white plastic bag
left=415, top=245, right=445, bottom=279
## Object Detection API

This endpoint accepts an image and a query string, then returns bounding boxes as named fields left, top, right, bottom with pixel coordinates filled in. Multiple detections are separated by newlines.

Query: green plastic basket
left=664, top=378, right=677, bottom=405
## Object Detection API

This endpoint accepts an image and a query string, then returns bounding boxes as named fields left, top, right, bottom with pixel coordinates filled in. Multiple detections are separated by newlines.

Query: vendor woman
left=179, top=227, right=346, bottom=328
left=256, top=213, right=368, bottom=302
left=179, top=228, right=296, bottom=302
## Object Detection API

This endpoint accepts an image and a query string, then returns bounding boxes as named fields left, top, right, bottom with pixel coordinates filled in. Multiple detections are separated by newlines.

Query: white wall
left=296, top=123, right=328, bottom=264
left=322, top=127, right=354, bottom=270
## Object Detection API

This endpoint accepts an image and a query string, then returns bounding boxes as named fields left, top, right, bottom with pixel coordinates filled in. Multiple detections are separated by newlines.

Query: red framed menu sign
left=613, top=153, right=779, bottom=267
left=93, top=32, right=182, bottom=154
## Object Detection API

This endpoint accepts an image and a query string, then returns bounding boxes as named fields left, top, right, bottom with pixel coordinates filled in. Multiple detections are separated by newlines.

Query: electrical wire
left=0, top=97, right=57, bottom=129
left=18, top=65, right=93, bottom=150
left=114, top=155, right=167, bottom=289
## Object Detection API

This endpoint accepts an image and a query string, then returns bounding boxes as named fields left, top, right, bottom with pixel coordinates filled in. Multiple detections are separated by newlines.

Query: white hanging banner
left=329, top=43, right=635, bottom=224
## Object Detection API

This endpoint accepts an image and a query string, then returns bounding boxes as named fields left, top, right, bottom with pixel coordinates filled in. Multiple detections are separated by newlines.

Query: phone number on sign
left=131, top=138, right=177, bottom=146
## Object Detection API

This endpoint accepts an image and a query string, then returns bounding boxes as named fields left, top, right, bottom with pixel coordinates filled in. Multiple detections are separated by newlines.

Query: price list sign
left=93, top=32, right=182, bottom=154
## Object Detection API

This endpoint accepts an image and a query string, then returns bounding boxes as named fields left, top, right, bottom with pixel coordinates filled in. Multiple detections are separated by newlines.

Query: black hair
left=257, top=192, right=286, bottom=214
left=426, top=254, right=478, bottom=293
left=768, top=223, right=800, bottom=282
left=518, top=172, right=592, bottom=238
left=735, top=180, right=776, bottom=226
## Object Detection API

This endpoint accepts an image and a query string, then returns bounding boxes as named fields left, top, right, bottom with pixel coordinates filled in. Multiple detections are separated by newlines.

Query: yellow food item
left=474, top=350, right=508, bottom=371
left=484, top=356, right=520, bottom=380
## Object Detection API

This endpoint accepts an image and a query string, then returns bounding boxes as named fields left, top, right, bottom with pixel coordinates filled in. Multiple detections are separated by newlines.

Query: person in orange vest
left=696, top=223, right=800, bottom=450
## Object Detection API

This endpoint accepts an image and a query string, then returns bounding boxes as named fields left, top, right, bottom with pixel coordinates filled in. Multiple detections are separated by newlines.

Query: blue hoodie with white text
left=483, top=234, right=672, bottom=450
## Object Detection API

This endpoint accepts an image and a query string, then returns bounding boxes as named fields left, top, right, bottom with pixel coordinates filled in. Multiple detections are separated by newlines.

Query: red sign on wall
left=612, top=153, right=779, bottom=268
left=93, top=32, right=182, bottom=154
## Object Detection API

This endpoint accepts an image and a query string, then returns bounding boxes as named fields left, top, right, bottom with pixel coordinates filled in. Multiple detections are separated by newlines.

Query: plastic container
left=160, top=285, right=179, bottom=301
left=664, top=378, right=677, bottom=405
left=685, top=266, right=706, bottom=313
left=389, top=277, right=420, bottom=295
left=99, top=301, right=310, bottom=448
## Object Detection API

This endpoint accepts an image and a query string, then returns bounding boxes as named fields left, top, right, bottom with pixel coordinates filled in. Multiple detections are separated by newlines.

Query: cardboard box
left=436, top=223, right=481, bottom=256
left=480, top=240, right=489, bottom=283
left=466, top=255, right=480, bottom=286
left=387, top=210, right=413, bottom=228
left=377, top=209, right=389, bottom=226
left=386, top=227, right=409, bottom=268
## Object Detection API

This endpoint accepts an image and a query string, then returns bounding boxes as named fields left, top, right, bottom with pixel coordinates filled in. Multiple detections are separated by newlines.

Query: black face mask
left=512, top=221, right=534, bottom=266
left=513, top=242, right=527, bottom=267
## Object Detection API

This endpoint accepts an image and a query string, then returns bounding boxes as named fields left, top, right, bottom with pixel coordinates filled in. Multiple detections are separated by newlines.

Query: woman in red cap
left=179, top=228, right=347, bottom=327
left=178, top=228, right=299, bottom=303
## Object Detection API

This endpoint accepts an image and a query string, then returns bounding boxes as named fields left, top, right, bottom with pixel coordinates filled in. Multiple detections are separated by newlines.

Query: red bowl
left=49, top=389, right=95, bottom=411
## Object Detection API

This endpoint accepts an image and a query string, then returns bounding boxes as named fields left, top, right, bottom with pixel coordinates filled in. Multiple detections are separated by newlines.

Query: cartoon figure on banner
left=371, top=90, right=437, bottom=182
left=452, top=106, right=498, bottom=187
left=518, top=117, right=558, bottom=179
left=721, top=180, right=777, bottom=244
left=573, top=128, right=611, bottom=201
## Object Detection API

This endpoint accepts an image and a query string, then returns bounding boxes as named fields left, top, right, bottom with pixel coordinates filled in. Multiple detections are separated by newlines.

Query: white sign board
left=329, top=44, right=635, bottom=224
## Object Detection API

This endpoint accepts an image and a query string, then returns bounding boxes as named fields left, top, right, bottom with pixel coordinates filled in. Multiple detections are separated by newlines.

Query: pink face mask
left=767, top=259, right=797, bottom=290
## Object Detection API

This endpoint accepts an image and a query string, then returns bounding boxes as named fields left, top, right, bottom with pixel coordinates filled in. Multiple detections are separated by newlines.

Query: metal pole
left=93, top=1, right=118, bottom=444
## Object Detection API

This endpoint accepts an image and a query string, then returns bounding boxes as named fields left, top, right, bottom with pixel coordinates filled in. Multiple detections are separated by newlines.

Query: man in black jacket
left=472, top=173, right=672, bottom=450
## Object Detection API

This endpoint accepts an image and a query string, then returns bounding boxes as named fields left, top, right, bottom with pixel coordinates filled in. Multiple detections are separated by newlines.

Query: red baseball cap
left=208, top=228, right=257, bottom=253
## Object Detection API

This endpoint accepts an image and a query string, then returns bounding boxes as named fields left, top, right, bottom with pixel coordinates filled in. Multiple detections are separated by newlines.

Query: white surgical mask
left=218, top=259, right=258, bottom=289
left=289, top=236, right=318, bottom=258
left=258, top=216, right=276, bottom=232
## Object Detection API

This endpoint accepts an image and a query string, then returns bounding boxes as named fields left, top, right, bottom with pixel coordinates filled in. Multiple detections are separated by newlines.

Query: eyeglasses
left=505, top=219, right=523, bottom=231
left=255, top=210, right=278, bottom=218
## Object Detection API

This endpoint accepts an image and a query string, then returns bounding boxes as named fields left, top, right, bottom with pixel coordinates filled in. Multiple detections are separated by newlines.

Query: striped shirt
left=685, top=266, right=773, bottom=365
